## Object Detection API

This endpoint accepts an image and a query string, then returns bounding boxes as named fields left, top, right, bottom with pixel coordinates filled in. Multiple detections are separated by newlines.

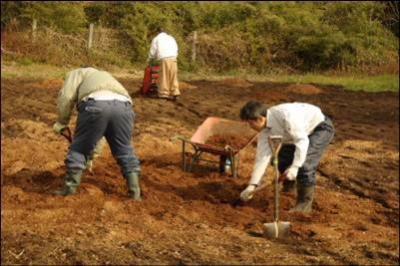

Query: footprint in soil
left=145, top=178, right=243, bottom=205
left=353, top=223, right=369, bottom=232
left=3, top=169, right=63, bottom=193
left=247, top=230, right=264, bottom=238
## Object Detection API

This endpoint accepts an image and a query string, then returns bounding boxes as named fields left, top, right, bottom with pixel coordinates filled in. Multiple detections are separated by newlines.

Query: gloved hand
left=86, top=159, right=93, bottom=173
left=53, top=122, right=67, bottom=135
left=240, top=184, right=257, bottom=202
left=279, top=166, right=299, bottom=183
left=286, top=166, right=299, bottom=180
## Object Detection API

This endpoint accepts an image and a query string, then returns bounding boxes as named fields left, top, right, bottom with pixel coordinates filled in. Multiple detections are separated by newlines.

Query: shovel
left=263, top=135, right=291, bottom=238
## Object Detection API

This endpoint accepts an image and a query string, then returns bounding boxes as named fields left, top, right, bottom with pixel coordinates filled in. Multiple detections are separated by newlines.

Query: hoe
left=60, top=127, right=72, bottom=143
left=59, top=127, right=93, bottom=173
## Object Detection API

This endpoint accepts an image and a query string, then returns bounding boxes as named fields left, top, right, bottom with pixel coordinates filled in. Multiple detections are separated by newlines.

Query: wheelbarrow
left=172, top=117, right=258, bottom=178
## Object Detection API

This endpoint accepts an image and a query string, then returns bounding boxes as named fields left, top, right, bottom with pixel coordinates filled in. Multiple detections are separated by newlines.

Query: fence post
left=191, top=30, right=197, bottom=63
left=88, top=23, right=94, bottom=50
left=32, top=19, right=37, bottom=41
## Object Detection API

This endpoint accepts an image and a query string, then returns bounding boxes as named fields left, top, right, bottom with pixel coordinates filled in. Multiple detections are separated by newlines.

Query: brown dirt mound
left=218, top=78, right=253, bottom=88
left=38, top=79, right=64, bottom=89
left=286, top=84, right=323, bottom=95
left=179, top=81, right=197, bottom=90
left=206, top=134, right=251, bottom=150
left=1, top=77, right=398, bottom=265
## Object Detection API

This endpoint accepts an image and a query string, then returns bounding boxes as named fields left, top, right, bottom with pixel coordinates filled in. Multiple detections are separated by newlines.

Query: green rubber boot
left=54, top=169, right=82, bottom=196
left=289, top=185, right=315, bottom=213
left=126, top=172, right=141, bottom=201
left=282, top=180, right=296, bottom=193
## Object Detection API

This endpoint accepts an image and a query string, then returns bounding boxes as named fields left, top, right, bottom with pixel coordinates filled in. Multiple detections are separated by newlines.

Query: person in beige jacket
left=52, top=67, right=141, bottom=200
left=148, top=27, right=180, bottom=100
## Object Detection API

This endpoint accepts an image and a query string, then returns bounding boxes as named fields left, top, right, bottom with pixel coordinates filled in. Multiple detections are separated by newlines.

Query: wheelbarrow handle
left=61, top=127, right=72, bottom=143
left=170, top=135, right=188, bottom=143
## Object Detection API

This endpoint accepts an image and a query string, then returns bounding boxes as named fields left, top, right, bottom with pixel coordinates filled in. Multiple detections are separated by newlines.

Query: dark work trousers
left=65, top=99, right=140, bottom=177
left=277, top=117, right=335, bottom=187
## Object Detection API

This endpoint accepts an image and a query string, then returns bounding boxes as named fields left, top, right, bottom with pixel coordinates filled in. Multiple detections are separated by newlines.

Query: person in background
left=148, top=26, right=180, bottom=101
left=52, top=67, right=142, bottom=200
left=239, top=100, right=335, bottom=213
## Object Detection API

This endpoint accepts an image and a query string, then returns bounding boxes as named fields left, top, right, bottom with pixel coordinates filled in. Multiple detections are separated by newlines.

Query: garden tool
left=141, top=64, right=160, bottom=96
left=263, top=135, right=291, bottom=238
left=60, top=127, right=72, bottom=143
left=59, top=127, right=93, bottom=173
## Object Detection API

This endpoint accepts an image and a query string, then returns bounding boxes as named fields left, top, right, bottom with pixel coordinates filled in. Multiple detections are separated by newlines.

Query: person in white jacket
left=148, top=27, right=180, bottom=100
left=239, top=100, right=334, bottom=213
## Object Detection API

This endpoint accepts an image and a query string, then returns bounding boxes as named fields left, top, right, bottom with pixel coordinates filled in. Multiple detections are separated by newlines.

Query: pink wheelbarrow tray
left=172, top=117, right=258, bottom=178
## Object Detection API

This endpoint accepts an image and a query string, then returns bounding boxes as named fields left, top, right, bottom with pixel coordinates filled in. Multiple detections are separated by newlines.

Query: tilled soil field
left=1, top=76, right=399, bottom=265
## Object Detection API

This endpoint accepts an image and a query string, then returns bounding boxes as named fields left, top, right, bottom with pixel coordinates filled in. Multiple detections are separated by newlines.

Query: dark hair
left=240, top=100, right=268, bottom=120
left=150, top=25, right=164, bottom=37
left=155, top=25, right=164, bottom=33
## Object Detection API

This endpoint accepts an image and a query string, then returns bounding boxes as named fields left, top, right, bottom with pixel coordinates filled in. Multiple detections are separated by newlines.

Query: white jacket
left=148, top=32, right=178, bottom=60
left=249, top=103, right=325, bottom=186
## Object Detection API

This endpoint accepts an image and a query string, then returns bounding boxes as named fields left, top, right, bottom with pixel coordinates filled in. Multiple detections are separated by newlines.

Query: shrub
left=1, top=1, right=398, bottom=73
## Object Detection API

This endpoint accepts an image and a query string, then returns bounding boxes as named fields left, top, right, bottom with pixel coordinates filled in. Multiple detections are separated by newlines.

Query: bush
left=1, top=2, right=87, bottom=33
left=1, top=1, right=398, bottom=73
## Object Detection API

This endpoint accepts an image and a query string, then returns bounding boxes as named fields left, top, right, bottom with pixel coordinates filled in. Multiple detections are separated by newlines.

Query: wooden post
left=88, top=23, right=94, bottom=50
left=191, top=30, right=197, bottom=63
left=32, top=19, right=37, bottom=41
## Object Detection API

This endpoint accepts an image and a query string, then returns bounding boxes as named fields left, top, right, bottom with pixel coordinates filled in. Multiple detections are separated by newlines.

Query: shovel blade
left=263, top=221, right=291, bottom=238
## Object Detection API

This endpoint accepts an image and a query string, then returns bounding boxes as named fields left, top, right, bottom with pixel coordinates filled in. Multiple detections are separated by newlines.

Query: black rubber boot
left=289, top=185, right=315, bottom=213
left=126, top=172, right=141, bottom=201
left=282, top=180, right=296, bottom=193
left=54, top=169, right=82, bottom=196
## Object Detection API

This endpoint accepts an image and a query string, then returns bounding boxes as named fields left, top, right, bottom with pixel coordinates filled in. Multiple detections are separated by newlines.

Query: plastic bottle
left=224, top=158, right=231, bottom=172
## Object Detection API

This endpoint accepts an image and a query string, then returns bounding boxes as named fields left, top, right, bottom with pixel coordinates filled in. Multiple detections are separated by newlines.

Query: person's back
left=239, top=100, right=335, bottom=213
left=268, top=102, right=325, bottom=135
left=56, top=67, right=131, bottom=125
left=53, top=67, right=142, bottom=200
left=148, top=31, right=180, bottom=100
left=151, top=32, right=178, bottom=60
left=78, top=70, right=130, bottom=100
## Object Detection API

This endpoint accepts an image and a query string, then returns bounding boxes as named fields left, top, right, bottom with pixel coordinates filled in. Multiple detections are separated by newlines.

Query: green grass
left=179, top=68, right=399, bottom=92
left=1, top=61, right=70, bottom=79
left=2, top=59, right=398, bottom=92
left=262, top=73, right=399, bottom=92
left=1, top=60, right=142, bottom=80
